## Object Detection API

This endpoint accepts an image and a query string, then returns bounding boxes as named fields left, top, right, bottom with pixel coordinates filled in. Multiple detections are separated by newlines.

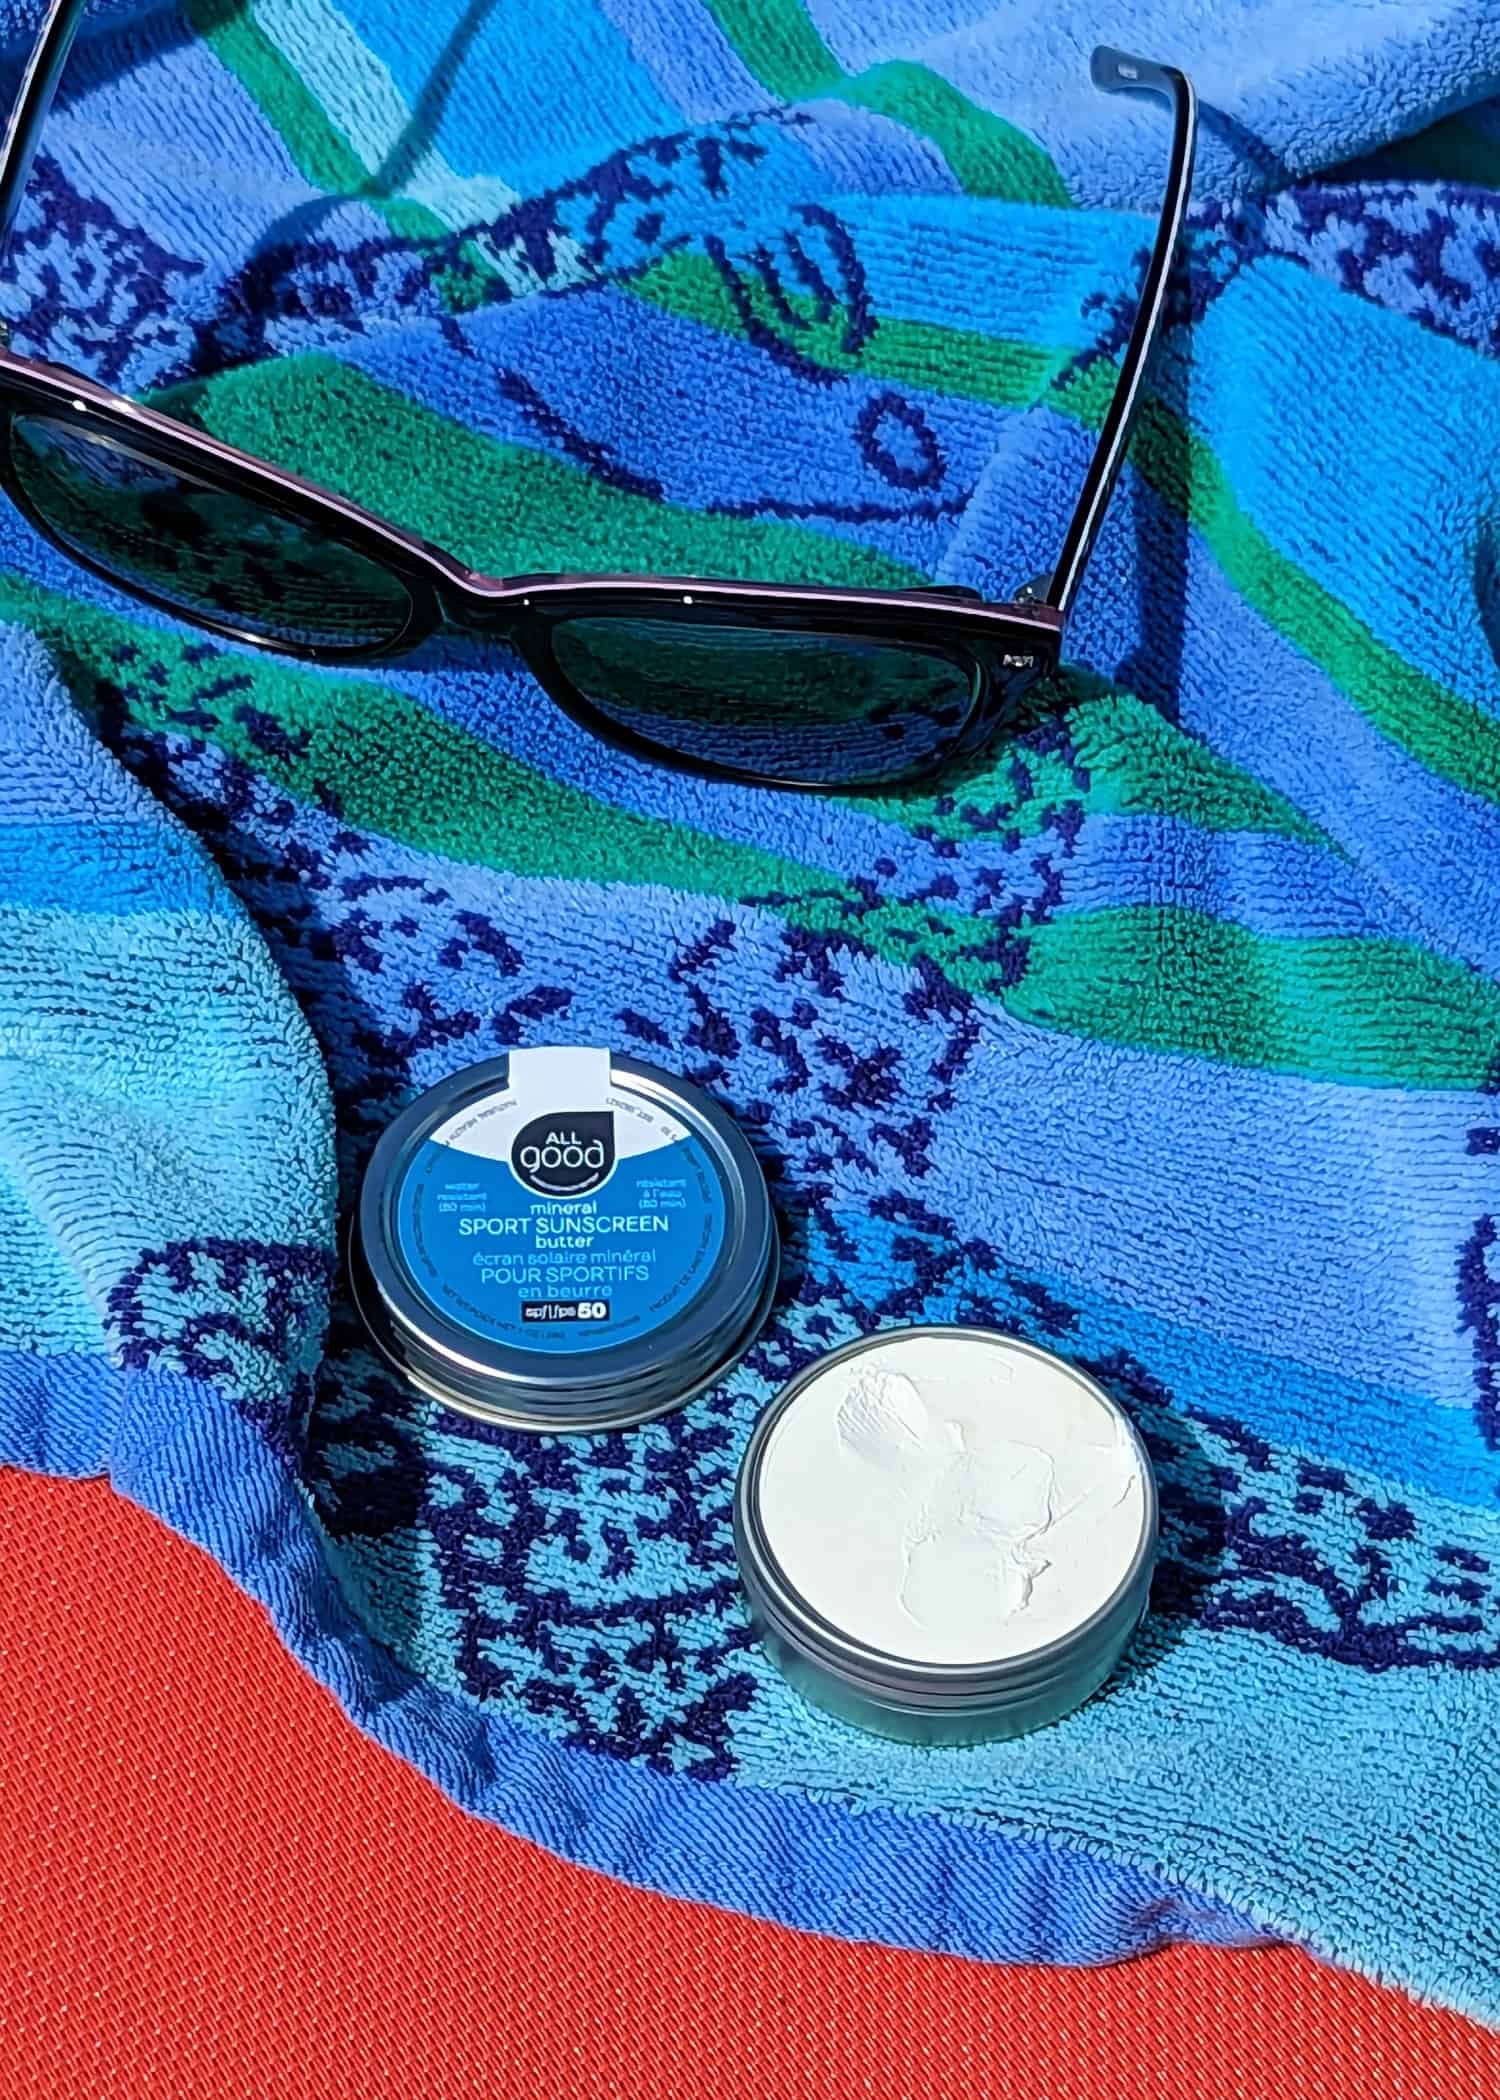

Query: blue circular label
left=392, top=1058, right=729, bottom=1356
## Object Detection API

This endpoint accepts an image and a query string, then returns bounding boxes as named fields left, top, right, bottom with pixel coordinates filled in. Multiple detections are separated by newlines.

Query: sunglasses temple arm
left=1033, top=46, right=1197, bottom=628
left=0, top=0, right=88, bottom=265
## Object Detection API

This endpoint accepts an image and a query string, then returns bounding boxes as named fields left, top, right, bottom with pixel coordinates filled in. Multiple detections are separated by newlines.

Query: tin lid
left=351, top=1048, right=778, bottom=1433
left=734, top=1327, right=1158, bottom=1714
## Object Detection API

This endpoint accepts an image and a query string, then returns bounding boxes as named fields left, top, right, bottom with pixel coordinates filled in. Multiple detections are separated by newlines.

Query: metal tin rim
left=351, top=1052, right=778, bottom=1431
left=734, top=1326, right=1159, bottom=1698
left=351, top=1216, right=781, bottom=1432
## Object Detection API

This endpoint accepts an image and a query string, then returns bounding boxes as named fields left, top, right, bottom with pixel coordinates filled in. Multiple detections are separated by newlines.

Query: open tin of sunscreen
left=734, top=1327, right=1157, bottom=1744
left=351, top=1047, right=778, bottom=1433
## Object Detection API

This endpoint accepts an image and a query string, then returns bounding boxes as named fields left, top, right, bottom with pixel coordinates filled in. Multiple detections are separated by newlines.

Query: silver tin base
left=744, top=1595, right=1148, bottom=1747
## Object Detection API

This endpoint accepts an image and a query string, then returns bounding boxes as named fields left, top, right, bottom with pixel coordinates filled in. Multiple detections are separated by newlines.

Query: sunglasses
left=0, top=12, right=1196, bottom=790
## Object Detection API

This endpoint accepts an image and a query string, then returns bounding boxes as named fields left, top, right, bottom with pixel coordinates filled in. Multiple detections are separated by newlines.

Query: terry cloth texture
left=2, top=0, right=1500, bottom=2020
left=7, top=1469, right=1500, bottom=2100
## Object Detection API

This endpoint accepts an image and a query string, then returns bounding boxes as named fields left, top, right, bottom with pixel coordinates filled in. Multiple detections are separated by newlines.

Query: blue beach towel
left=3, top=0, right=1500, bottom=2018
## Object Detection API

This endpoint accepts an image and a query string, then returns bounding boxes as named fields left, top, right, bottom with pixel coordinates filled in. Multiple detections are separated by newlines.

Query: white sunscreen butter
left=734, top=1327, right=1157, bottom=1739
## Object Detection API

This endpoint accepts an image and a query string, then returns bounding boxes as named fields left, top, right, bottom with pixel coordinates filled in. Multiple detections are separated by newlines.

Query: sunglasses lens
left=8, top=415, right=415, bottom=653
left=549, top=615, right=978, bottom=786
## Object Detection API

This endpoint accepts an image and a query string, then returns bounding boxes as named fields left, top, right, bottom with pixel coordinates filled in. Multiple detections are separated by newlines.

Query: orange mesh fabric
left=0, top=1466, right=1494, bottom=2100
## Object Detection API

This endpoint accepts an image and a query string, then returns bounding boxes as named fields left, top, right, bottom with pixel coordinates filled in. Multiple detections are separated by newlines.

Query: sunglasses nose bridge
left=431, top=570, right=533, bottom=641
left=420, top=575, right=514, bottom=638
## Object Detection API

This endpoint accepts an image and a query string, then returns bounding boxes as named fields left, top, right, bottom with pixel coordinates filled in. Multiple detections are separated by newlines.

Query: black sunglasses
left=0, top=12, right=1195, bottom=790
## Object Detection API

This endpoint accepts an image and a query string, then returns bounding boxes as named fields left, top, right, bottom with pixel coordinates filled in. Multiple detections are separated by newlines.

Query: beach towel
left=3, top=0, right=1500, bottom=2018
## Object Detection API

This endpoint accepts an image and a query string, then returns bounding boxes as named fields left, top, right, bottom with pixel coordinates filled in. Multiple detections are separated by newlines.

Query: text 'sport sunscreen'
left=734, top=1327, right=1157, bottom=1744
left=351, top=1048, right=778, bottom=1433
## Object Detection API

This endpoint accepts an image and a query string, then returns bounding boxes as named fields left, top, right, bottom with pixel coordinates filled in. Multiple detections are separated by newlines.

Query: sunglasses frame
left=0, top=14, right=1196, bottom=790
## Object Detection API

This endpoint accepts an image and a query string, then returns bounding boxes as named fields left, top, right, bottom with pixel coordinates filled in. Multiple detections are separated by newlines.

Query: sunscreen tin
left=734, top=1327, right=1157, bottom=1743
left=351, top=1047, right=778, bottom=1432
